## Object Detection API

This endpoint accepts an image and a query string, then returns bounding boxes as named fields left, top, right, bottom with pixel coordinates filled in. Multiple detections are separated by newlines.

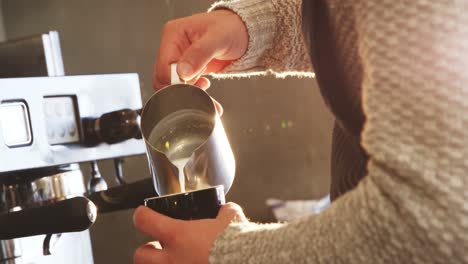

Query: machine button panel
left=0, top=101, right=33, bottom=147
left=43, top=96, right=80, bottom=145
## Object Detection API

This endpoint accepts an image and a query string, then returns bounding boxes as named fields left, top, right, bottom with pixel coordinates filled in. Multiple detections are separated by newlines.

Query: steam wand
left=87, top=161, right=108, bottom=194
left=114, top=158, right=126, bottom=185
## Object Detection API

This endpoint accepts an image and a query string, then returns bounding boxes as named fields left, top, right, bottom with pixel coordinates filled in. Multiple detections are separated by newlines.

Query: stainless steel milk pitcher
left=140, top=64, right=235, bottom=196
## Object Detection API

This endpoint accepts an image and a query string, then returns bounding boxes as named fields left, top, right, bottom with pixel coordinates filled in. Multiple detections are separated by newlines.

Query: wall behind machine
left=0, top=1, right=6, bottom=41
left=3, top=1, right=334, bottom=263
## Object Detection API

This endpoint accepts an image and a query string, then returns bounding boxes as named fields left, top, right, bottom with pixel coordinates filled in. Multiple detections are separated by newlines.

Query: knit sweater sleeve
left=210, top=1, right=468, bottom=263
left=208, top=0, right=313, bottom=77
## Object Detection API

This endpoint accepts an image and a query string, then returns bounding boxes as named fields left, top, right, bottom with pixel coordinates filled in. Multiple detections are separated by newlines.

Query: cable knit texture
left=208, top=0, right=468, bottom=263
left=209, top=0, right=313, bottom=78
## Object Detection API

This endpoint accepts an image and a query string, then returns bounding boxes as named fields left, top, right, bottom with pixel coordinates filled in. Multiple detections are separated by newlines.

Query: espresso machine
left=0, top=73, right=157, bottom=263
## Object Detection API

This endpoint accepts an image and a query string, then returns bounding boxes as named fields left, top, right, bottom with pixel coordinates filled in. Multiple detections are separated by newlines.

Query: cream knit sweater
left=208, top=0, right=468, bottom=263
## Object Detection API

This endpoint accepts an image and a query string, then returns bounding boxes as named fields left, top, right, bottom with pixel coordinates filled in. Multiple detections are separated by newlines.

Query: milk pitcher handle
left=170, top=63, right=183, bottom=85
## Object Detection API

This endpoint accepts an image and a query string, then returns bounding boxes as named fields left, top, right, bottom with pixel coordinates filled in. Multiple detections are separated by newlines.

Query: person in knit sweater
left=133, top=0, right=468, bottom=263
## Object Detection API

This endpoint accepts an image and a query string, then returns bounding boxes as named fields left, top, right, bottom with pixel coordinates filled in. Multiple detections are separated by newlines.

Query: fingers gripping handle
left=171, top=63, right=183, bottom=85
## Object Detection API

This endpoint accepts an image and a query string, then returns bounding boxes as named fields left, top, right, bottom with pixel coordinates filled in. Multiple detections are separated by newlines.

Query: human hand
left=133, top=202, right=248, bottom=264
left=153, top=10, right=248, bottom=90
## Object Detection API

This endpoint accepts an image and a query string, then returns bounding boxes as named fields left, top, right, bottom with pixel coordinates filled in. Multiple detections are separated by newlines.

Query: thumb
left=216, top=202, right=248, bottom=225
left=177, top=34, right=226, bottom=81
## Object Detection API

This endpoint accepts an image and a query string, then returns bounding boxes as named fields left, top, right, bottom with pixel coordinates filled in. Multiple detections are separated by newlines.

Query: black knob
left=83, top=109, right=141, bottom=145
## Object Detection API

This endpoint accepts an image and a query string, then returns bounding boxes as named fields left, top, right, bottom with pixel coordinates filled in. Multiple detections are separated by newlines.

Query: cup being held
left=140, top=64, right=235, bottom=220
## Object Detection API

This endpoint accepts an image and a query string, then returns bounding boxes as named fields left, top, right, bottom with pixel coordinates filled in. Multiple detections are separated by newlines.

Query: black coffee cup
left=144, top=185, right=225, bottom=220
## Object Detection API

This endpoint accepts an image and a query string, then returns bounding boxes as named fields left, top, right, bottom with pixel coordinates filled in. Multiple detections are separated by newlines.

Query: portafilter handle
left=86, top=178, right=157, bottom=214
left=0, top=197, right=96, bottom=240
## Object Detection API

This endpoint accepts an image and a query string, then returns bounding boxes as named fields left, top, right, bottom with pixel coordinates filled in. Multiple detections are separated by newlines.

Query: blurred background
left=0, top=0, right=333, bottom=263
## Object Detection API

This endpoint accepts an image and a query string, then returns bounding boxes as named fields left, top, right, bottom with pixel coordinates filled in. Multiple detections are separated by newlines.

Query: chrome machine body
left=0, top=74, right=155, bottom=263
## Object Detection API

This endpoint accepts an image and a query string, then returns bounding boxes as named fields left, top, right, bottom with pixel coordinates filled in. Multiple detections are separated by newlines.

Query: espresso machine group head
left=0, top=74, right=156, bottom=264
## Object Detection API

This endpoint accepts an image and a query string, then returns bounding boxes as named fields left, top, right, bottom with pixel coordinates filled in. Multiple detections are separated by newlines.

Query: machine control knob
left=83, top=109, right=142, bottom=145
